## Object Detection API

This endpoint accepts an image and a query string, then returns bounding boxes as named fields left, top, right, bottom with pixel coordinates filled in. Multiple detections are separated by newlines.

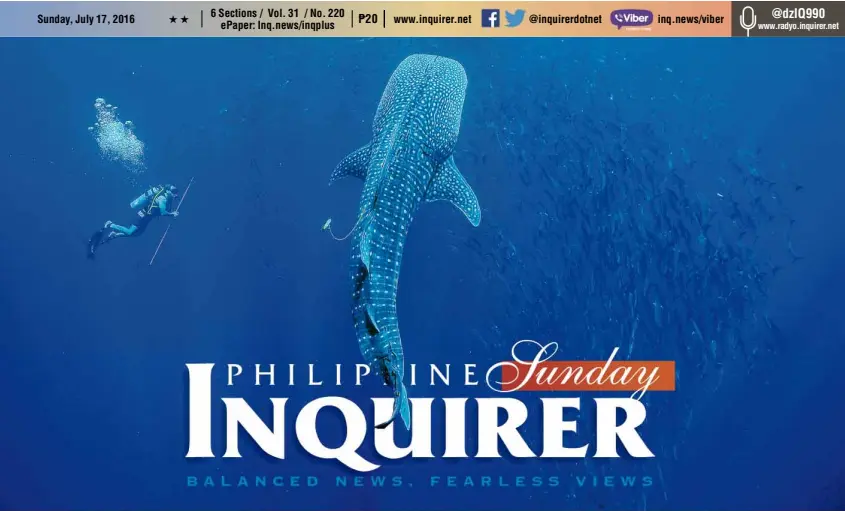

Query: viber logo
left=611, top=9, right=654, bottom=29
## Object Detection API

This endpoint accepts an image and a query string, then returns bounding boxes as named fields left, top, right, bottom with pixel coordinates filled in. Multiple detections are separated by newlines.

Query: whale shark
left=324, top=54, right=481, bottom=430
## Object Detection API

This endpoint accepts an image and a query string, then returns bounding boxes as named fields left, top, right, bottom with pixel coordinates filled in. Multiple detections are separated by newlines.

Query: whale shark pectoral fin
left=329, top=143, right=372, bottom=185
left=425, top=156, right=481, bottom=227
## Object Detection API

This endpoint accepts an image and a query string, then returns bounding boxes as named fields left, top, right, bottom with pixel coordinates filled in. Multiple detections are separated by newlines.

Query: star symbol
left=170, top=16, right=176, bottom=23
left=181, top=15, right=188, bottom=23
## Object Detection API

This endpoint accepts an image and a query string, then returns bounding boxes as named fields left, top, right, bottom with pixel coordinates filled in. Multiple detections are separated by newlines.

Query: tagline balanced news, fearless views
left=186, top=473, right=655, bottom=490
left=183, top=342, right=675, bottom=472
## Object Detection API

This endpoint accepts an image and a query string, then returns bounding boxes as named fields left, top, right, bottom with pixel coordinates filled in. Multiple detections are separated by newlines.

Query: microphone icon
left=740, top=6, right=756, bottom=37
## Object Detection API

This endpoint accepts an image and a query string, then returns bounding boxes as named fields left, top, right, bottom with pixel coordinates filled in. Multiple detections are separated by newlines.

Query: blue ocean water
left=0, top=38, right=843, bottom=511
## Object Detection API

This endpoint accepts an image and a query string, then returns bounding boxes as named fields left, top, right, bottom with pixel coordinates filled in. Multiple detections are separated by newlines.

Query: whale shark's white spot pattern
left=333, top=54, right=479, bottom=430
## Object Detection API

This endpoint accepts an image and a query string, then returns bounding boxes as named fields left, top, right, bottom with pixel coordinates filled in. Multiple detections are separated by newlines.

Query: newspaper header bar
left=1, top=1, right=843, bottom=37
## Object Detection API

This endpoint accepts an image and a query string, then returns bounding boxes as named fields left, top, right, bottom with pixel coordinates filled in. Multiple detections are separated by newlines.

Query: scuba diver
left=88, top=184, right=180, bottom=258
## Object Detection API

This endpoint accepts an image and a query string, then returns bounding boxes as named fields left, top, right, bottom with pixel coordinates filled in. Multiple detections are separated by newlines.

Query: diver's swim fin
left=87, top=228, right=103, bottom=259
left=87, top=227, right=109, bottom=259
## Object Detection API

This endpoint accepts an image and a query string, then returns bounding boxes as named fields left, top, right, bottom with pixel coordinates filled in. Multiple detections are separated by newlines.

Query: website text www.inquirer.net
left=756, top=21, right=841, bottom=32
left=392, top=14, right=472, bottom=25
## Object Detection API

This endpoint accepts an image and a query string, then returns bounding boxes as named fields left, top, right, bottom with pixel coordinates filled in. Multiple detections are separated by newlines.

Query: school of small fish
left=443, top=53, right=800, bottom=510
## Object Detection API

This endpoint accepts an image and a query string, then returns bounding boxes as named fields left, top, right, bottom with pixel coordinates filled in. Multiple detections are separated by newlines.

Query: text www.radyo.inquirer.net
left=756, top=21, right=840, bottom=33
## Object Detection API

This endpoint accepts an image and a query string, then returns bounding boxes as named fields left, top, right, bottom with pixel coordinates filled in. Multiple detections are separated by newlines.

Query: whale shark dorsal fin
left=330, top=143, right=372, bottom=185
left=425, top=156, right=481, bottom=227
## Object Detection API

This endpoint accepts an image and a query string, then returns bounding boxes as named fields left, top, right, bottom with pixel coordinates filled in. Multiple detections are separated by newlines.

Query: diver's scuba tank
left=130, top=186, right=160, bottom=209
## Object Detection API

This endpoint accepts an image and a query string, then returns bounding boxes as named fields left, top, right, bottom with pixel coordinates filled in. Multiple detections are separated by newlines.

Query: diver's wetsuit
left=87, top=184, right=178, bottom=258
left=108, top=210, right=156, bottom=237
left=108, top=185, right=172, bottom=238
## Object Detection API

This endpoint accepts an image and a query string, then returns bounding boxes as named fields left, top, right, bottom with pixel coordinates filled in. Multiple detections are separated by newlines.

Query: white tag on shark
left=425, top=156, right=481, bottom=227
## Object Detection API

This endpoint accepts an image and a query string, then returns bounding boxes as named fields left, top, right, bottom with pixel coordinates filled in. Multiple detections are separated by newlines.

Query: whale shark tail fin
left=425, top=156, right=481, bottom=227
left=397, top=381, right=411, bottom=430
left=375, top=380, right=412, bottom=431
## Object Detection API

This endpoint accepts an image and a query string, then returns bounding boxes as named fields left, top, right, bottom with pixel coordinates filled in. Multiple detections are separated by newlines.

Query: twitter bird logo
left=505, top=9, right=526, bottom=27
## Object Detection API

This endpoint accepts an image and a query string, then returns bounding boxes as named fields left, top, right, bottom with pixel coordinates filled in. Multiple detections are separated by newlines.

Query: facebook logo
left=481, top=9, right=500, bottom=27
